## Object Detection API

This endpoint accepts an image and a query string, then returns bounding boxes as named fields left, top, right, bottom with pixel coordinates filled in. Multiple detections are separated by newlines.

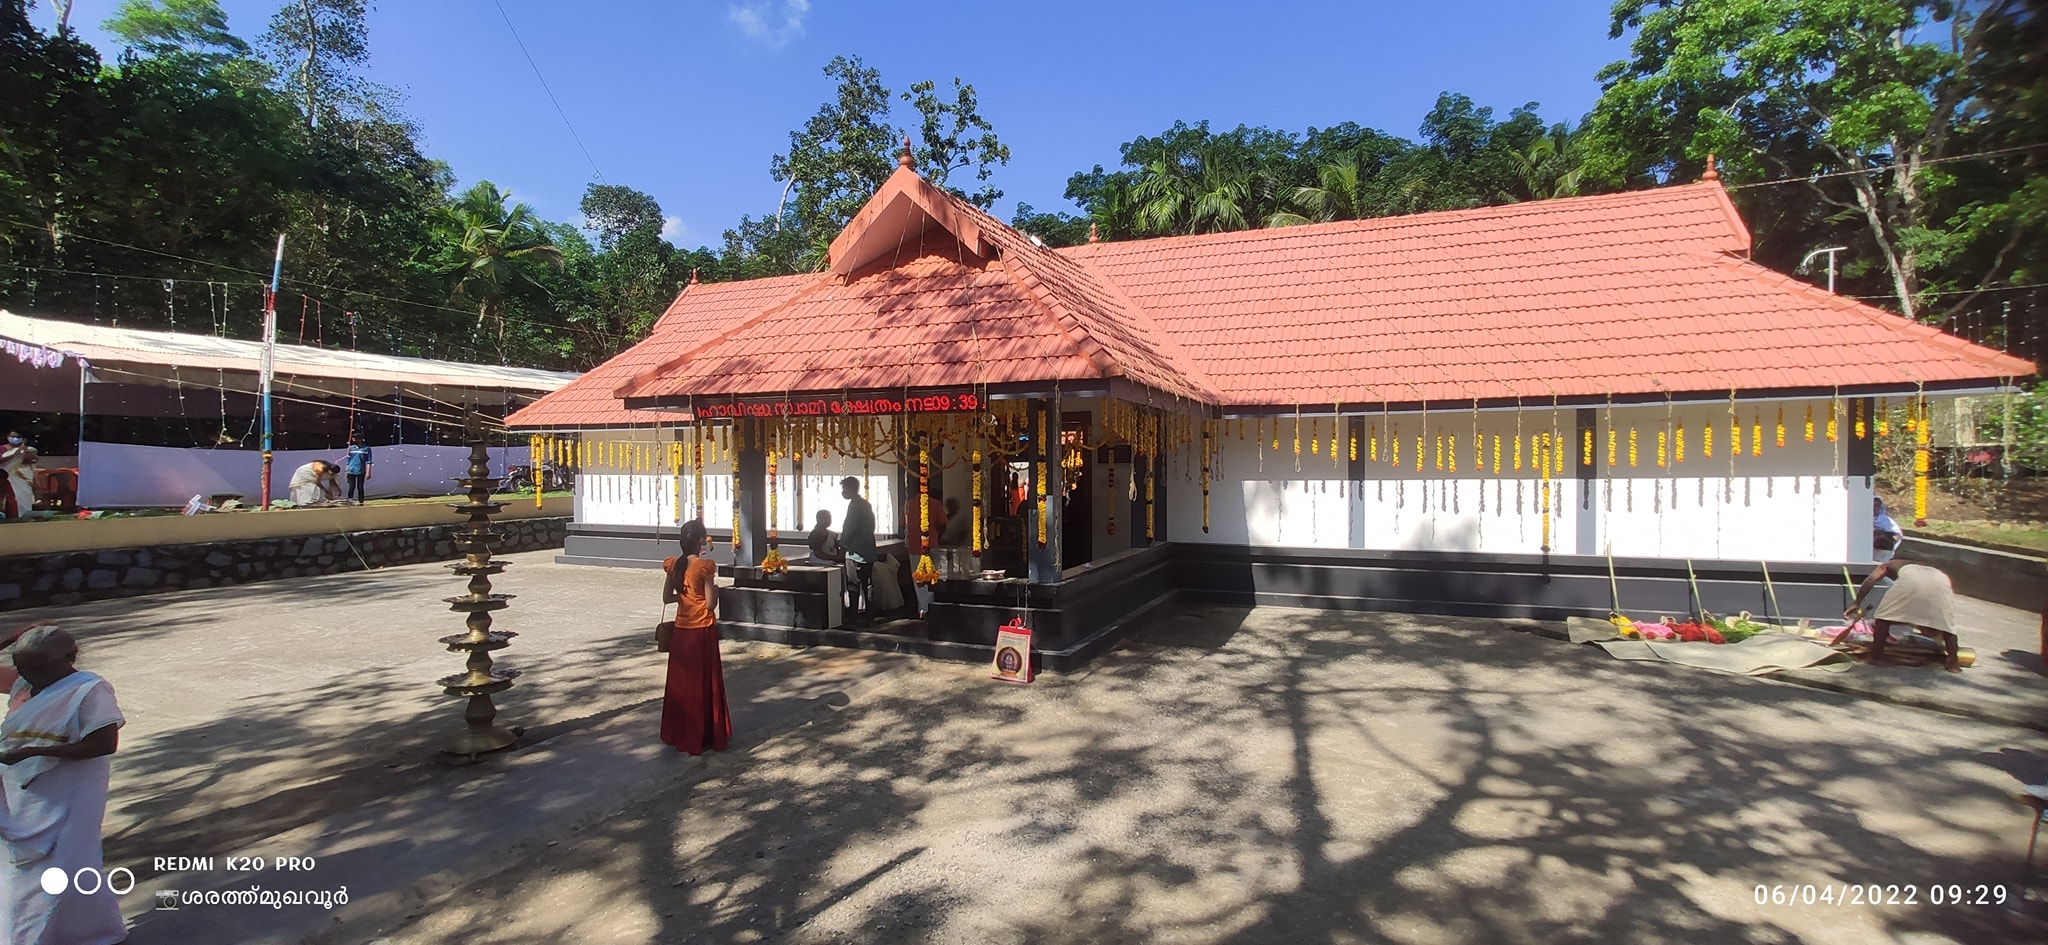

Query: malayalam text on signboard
left=692, top=391, right=984, bottom=420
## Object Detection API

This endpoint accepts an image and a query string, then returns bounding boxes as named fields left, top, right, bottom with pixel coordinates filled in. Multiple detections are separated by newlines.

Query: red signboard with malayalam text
left=693, top=390, right=984, bottom=420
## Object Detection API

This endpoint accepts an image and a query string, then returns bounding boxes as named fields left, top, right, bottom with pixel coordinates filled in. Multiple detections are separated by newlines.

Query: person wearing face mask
left=0, top=624, right=127, bottom=945
left=658, top=520, right=730, bottom=755
left=0, top=432, right=36, bottom=519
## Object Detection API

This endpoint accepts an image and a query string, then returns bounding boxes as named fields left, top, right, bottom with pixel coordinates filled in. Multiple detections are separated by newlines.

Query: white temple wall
left=571, top=427, right=899, bottom=537
left=1165, top=400, right=1878, bottom=564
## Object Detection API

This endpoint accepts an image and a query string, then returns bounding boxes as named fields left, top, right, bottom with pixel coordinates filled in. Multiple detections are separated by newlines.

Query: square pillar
left=1028, top=396, right=1063, bottom=582
left=736, top=419, right=768, bottom=566
left=1576, top=407, right=1599, bottom=555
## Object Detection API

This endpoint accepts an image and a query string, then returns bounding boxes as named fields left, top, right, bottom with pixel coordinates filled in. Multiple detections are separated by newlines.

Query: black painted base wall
left=0, top=517, right=569, bottom=611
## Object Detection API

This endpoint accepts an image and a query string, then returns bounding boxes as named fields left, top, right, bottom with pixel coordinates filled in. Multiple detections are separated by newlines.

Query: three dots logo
left=39, top=867, right=135, bottom=897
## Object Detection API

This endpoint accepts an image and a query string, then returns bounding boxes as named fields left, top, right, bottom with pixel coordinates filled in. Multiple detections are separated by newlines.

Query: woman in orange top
left=660, top=520, right=730, bottom=755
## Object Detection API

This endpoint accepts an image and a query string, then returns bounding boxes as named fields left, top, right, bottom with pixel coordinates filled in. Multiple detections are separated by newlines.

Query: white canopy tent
left=0, top=309, right=578, bottom=407
left=1, top=310, right=584, bottom=507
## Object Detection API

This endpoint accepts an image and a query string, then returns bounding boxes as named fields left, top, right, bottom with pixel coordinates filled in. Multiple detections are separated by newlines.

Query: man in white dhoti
left=286, top=460, right=342, bottom=506
left=1844, top=555, right=1962, bottom=672
left=0, top=625, right=127, bottom=945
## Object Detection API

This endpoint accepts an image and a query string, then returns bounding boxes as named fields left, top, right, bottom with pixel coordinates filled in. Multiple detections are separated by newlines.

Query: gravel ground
left=364, top=602, right=2048, bottom=945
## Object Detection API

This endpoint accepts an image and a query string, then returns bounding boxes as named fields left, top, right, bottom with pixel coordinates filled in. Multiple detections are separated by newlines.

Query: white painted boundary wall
left=1166, top=400, right=1878, bottom=564
left=77, top=441, right=530, bottom=508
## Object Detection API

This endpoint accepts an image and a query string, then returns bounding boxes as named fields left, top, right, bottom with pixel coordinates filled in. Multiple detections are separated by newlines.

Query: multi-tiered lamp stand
left=436, top=415, right=521, bottom=761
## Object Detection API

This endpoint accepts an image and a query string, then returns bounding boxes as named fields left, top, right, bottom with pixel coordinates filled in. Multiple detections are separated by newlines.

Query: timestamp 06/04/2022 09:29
left=1753, top=884, right=2013, bottom=907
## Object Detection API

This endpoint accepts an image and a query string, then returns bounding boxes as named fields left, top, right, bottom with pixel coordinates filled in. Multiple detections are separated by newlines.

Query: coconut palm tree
left=434, top=181, right=563, bottom=361
left=1268, top=157, right=1367, bottom=227
left=1512, top=123, right=1584, bottom=200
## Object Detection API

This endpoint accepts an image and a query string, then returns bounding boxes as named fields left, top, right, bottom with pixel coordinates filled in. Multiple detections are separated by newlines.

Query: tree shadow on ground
left=370, top=598, right=2048, bottom=945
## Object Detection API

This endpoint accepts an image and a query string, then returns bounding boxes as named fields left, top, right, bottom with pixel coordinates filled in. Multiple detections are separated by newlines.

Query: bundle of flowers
left=760, top=547, right=789, bottom=574
left=1628, top=617, right=1725, bottom=643
left=912, top=554, right=940, bottom=587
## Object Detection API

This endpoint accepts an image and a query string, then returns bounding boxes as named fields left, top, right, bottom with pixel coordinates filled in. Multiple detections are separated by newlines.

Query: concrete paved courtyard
left=11, top=552, right=2048, bottom=944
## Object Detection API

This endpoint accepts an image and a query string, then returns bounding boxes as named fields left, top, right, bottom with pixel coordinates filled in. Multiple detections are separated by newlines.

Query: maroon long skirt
left=660, top=622, right=731, bottom=755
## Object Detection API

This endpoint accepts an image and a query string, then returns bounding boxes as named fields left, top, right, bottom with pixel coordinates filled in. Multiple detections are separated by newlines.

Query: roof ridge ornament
left=1703, top=154, right=1719, bottom=183
left=1088, top=222, right=1099, bottom=244
left=899, top=135, right=914, bottom=171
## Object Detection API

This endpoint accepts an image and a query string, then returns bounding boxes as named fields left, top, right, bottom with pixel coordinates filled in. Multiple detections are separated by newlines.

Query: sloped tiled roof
left=509, top=175, right=2031, bottom=429
left=616, top=165, right=1212, bottom=406
left=504, top=273, right=809, bottom=428
left=1070, top=181, right=2030, bottom=406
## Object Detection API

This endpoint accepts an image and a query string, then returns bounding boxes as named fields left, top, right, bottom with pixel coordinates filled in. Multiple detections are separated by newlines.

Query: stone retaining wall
left=0, top=517, right=568, bottom=611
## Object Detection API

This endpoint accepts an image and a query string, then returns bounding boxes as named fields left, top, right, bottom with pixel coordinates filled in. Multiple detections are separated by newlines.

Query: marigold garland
left=1583, top=429, right=1593, bottom=467
left=1369, top=422, right=1378, bottom=462
left=1878, top=397, right=1890, bottom=435
left=1730, top=415, right=1741, bottom=457
left=1658, top=429, right=1668, bottom=468
left=1415, top=435, right=1423, bottom=473
left=1675, top=424, right=1686, bottom=464
left=1435, top=435, right=1444, bottom=472
left=1804, top=404, right=1815, bottom=442
left=1310, top=418, right=1320, bottom=456
left=1628, top=427, right=1638, bottom=467
left=1913, top=398, right=1930, bottom=524
left=766, top=448, right=779, bottom=541
left=1826, top=400, right=1839, bottom=442
left=1751, top=413, right=1763, bottom=457
left=971, top=446, right=984, bottom=556
left=1294, top=415, right=1302, bottom=457
left=1448, top=435, right=1458, bottom=473
left=914, top=440, right=937, bottom=586
left=1704, top=420, right=1715, bottom=459
left=1492, top=435, right=1502, bottom=475
left=1776, top=407, right=1786, bottom=447
left=1514, top=434, right=1523, bottom=472
left=1391, top=427, right=1400, bottom=467
left=1350, top=426, right=1359, bottom=462
left=1144, top=465, right=1156, bottom=539
left=1854, top=398, right=1867, bottom=439
left=1553, top=431, right=1566, bottom=475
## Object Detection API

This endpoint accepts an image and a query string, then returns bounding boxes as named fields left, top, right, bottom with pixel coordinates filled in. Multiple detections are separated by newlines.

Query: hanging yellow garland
left=671, top=440, right=683, bottom=523
left=913, top=440, right=937, bottom=586
left=1675, top=423, right=1686, bottom=464
left=1854, top=398, right=1866, bottom=439
left=1628, top=427, right=1638, bottom=467
left=1878, top=397, right=1890, bottom=435
left=1448, top=435, right=1457, bottom=473
left=1553, top=430, right=1565, bottom=476
left=1036, top=410, right=1049, bottom=548
left=1804, top=404, right=1815, bottom=442
left=1492, top=434, right=1502, bottom=475
left=1704, top=419, right=1715, bottom=459
left=1776, top=406, right=1786, bottom=447
left=1731, top=414, right=1742, bottom=458
left=1435, top=435, right=1444, bottom=472
left=1294, top=414, right=1302, bottom=457
left=1658, top=429, right=1668, bottom=468
left=971, top=446, right=984, bottom=557
left=693, top=426, right=706, bottom=521
left=1415, top=434, right=1423, bottom=473
left=1514, top=433, right=1523, bottom=472
left=1310, top=417, right=1320, bottom=456
left=1826, top=399, right=1839, bottom=442
left=1369, top=422, right=1378, bottom=462
left=1391, top=426, right=1400, bottom=467
left=1270, top=417, right=1279, bottom=452
left=1144, top=462, right=1156, bottom=539
left=1751, top=413, right=1763, bottom=457
left=1608, top=428, right=1617, bottom=467
left=1583, top=429, right=1593, bottom=467
left=1913, top=397, right=1930, bottom=525
left=1350, top=425, right=1359, bottom=462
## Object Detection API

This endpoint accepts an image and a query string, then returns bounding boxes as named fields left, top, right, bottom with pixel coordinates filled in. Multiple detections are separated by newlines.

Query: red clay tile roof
left=614, top=167, right=1213, bottom=407
left=510, top=177, right=2031, bottom=429
left=1071, top=181, right=2029, bottom=406
left=504, top=273, right=810, bottom=429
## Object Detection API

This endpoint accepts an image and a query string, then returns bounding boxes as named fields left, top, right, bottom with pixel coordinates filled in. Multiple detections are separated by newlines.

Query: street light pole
left=260, top=233, right=284, bottom=508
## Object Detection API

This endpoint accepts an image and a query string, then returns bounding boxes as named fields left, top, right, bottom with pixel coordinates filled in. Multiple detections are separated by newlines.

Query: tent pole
left=259, top=234, right=284, bottom=509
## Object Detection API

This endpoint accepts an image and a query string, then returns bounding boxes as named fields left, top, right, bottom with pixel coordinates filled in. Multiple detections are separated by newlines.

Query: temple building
left=508, top=148, right=2031, bottom=668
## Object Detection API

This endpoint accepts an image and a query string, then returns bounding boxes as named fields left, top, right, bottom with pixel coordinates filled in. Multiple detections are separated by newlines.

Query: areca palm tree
left=434, top=182, right=563, bottom=361
left=1133, top=143, right=1273, bottom=236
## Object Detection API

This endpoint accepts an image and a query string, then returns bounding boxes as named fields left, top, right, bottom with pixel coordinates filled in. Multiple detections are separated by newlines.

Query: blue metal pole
left=260, top=233, right=284, bottom=508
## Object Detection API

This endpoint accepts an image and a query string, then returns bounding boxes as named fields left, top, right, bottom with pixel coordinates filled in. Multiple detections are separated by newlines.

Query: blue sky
left=46, top=1, right=1629, bottom=250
